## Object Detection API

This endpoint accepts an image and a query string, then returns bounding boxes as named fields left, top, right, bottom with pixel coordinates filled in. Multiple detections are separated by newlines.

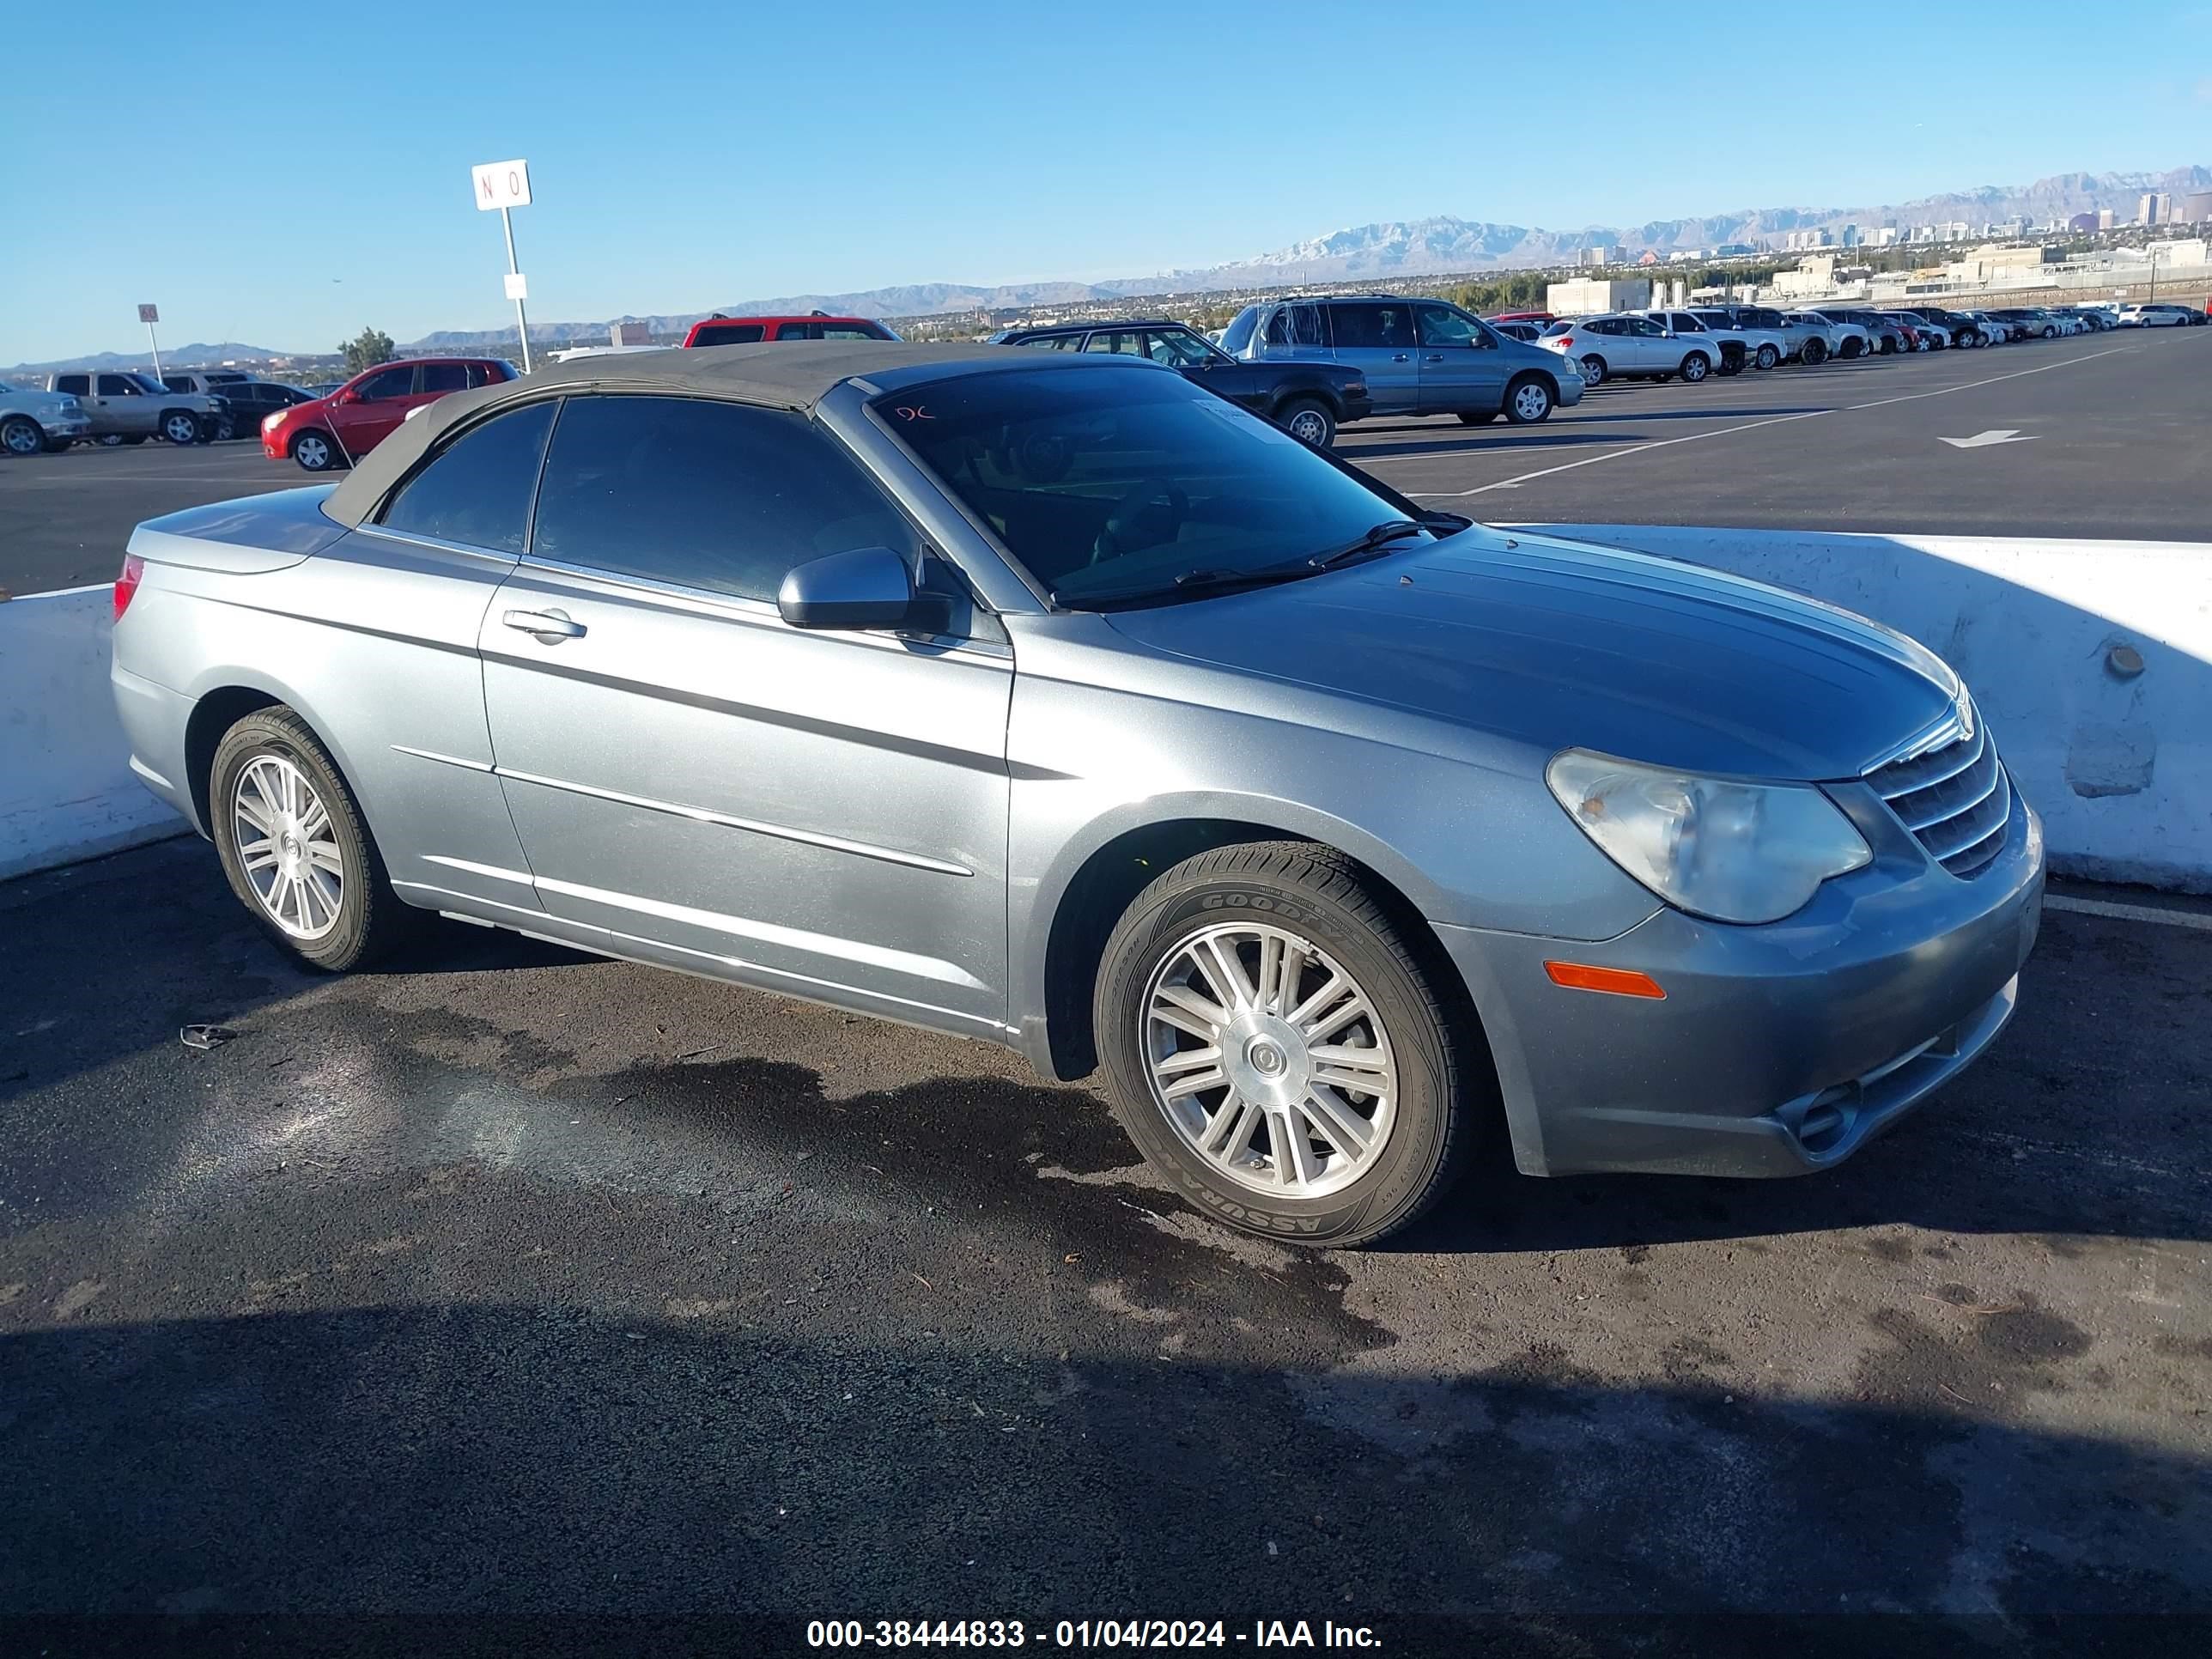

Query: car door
left=330, top=363, right=416, bottom=455
left=477, top=392, right=1014, bottom=1031
left=94, top=374, right=155, bottom=434
left=319, top=397, right=562, bottom=916
left=1625, top=314, right=1676, bottom=372
left=1323, top=301, right=1419, bottom=415
left=1255, top=301, right=1329, bottom=367
left=1413, top=303, right=1508, bottom=415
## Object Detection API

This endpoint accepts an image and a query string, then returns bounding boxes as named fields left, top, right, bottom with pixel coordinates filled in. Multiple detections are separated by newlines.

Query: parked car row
left=0, top=366, right=330, bottom=455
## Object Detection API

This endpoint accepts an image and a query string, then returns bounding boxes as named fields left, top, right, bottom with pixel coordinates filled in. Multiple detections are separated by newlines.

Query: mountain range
left=12, top=166, right=2203, bottom=369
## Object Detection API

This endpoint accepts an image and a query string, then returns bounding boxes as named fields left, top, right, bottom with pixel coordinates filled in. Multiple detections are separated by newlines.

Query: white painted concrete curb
left=0, top=586, right=187, bottom=882
left=3, top=532, right=2206, bottom=894
left=1516, top=526, right=2212, bottom=894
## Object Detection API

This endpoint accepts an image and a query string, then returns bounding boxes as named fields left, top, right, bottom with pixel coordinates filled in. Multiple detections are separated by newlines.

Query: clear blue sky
left=9, top=0, right=2209, bottom=362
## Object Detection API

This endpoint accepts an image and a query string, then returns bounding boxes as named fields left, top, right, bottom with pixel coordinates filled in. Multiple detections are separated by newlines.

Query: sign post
left=470, top=159, right=534, bottom=372
left=138, top=304, right=163, bottom=379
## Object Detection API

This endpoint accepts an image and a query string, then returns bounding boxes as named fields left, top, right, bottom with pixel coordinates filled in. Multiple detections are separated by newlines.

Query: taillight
left=1554, top=335, right=1575, bottom=349
left=113, top=554, right=144, bottom=621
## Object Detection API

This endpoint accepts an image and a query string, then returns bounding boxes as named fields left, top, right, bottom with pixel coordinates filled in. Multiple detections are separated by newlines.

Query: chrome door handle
left=1392, top=354, right=1410, bottom=362
left=1424, top=353, right=1444, bottom=362
left=503, top=608, right=586, bottom=643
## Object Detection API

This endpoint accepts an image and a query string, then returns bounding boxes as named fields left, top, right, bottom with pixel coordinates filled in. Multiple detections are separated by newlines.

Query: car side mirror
left=779, top=546, right=918, bottom=630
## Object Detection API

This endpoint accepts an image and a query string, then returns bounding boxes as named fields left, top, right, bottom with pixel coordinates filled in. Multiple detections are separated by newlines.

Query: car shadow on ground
left=1, top=1305, right=2205, bottom=1642
left=3, top=836, right=2205, bottom=1255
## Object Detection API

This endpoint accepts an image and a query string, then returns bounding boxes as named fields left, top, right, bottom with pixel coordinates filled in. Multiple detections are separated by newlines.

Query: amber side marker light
left=1543, top=961, right=1667, bottom=1000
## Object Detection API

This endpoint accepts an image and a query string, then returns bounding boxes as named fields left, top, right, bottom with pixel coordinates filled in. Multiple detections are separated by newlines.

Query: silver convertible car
left=112, top=343, right=2044, bottom=1246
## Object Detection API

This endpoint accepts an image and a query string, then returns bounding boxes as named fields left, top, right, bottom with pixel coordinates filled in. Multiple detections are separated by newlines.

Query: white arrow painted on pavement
left=1940, top=428, right=2038, bottom=449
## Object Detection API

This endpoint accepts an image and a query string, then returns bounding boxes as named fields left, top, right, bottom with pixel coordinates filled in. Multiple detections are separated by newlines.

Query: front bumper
left=1553, top=370, right=1584, bottom=407
left=46, top=416, right=92, bottom=439
left=1437, top=781, right=2045, bottom=1179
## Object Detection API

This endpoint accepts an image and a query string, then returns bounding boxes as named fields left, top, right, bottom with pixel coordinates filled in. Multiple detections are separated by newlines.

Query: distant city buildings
left=1779, top=228, right=1832, bottom=252
left=1575, top=244, right=1627, bottom=268
left=2137, top=191, right=2172, bottom=224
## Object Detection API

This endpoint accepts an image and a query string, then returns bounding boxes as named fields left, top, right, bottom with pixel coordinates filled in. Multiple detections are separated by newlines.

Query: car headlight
left=1546, top=749, right=1871, bottom=924
left=261, top=410, right=284, bottom=432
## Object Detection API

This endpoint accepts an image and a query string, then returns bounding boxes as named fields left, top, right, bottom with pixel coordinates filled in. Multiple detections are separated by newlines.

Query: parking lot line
left=2045, top=892, right=2212, bottom=932
left=1409, top=337, right=2160, bottom=501
left=1411, top=409, right=1833, bottom=498
left=1842, top=344, right=2136, bottom=411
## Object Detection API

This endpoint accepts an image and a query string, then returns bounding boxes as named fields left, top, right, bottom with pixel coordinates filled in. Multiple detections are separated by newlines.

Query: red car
left=263, top=356, right=517, bottom=471
left=682, top=313, right=898, bottom=347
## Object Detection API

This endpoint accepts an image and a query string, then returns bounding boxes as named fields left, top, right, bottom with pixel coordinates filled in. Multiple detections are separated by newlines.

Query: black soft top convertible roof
left=320, top=341, right=1125, bottom=527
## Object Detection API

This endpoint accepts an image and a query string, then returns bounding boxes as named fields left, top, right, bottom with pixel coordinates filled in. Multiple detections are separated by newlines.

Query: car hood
left=1104, top=526, right=1960, bottom=781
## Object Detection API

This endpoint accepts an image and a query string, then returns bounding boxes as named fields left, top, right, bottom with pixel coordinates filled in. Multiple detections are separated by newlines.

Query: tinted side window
left=691, top=322, right=766, bottom=346
left=1327, top=303, right=1412, bottom=349
left=1415, top=305, right=1483, bottom=347
left=1083, top=331, right=1145, bottom=356
left=356, top=366, right=415, bottom=400
left=98, top=374, right=139, bottom=395
left=377, top=399, right=557, bottom=555
left=819, top=324, right=887, bottom=340
left=57, top=374, right=90, bottom=394
left=421, top=362, right=470, bottom=394
left=530, top=396, right=914, bottom=604
left=162, top=376, right=191, bottom=392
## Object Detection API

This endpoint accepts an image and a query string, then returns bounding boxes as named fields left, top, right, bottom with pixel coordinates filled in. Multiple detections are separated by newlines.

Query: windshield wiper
left=1056, top=565, right=1318, bottom=611
left=1306, top=519, right=1431, bottom=571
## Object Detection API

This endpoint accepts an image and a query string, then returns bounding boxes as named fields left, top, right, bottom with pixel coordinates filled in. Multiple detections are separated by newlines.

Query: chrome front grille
left=1868, top=719, right=2012, bottom=878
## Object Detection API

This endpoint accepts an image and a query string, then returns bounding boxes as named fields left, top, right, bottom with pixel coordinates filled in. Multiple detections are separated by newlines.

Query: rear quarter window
left=375, top=400, right=558, bottom=555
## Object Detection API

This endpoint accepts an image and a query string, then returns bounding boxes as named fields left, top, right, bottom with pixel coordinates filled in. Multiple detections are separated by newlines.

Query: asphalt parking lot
left=1349, top=326, right=2211, bottom=538
left=3, top=838, right=2208, bottom=1651
left=2, top=330, right=2206, bottom=602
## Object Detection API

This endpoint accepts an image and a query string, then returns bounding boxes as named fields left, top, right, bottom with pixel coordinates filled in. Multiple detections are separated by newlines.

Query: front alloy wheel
left=1143, top=922, right=1398, bottom=1200
left=1, top=416, right=45, bottom=456
left=293, top=432, right=336, bottom=471
left=1096, top=842, right=1480, bottom=1247
left=1504, top=376, right=1553, bottom=423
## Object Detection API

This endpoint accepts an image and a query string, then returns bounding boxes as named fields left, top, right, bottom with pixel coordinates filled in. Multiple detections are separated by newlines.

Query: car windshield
left=127, top=374, right=167, bottom=394
left=876, top=365, right=1431, bottom=610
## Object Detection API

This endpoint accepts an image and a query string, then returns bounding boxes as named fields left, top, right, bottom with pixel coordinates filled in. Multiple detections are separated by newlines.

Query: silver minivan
left=1220, top=295, right=1583, bottom=424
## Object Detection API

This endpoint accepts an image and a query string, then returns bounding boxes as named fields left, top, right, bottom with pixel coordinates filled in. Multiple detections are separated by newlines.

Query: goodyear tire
left=1094, top=842, right=1481, bottom=1249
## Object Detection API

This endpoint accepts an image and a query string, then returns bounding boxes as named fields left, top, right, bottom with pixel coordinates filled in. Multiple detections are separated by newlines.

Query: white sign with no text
left=471, top=159, right=532, bottom=211
left=504, top=272, right=529, bottom=301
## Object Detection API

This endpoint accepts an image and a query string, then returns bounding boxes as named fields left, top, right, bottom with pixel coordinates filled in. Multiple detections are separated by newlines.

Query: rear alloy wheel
left=1277, top=398, right=1335, bottom=448
left=292, top=431, right=339, bottom=471
left=1, top=416, right=44, bottom=457
left=1802, top=338, right=1828, bottom=366
left=1840, top=337, right=1863, bottom=359
left=1095, top=842, right=1480, bottom=1248
left=1503, top=376, right=1553, bottom=424
left=1880, top=337, right=1898, bottom=356
left=210, top=707, right=412, bottom=971
left=215, top=415, right=238, bottom=441
left=1578, top=355, right=1607, bottom=386
left=1754, top=343, right=1780, bottom=370
left=2041, top=325, right=2057, bottom=339
left=1679, top=352, right=1710, bottom=382
left=161, top=410, right=203, bottom=445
